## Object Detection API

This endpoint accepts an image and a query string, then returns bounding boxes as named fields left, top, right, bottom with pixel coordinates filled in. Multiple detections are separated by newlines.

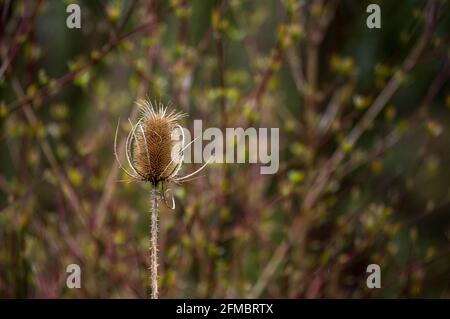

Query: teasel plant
left=114, top=99, right=210, bottom=299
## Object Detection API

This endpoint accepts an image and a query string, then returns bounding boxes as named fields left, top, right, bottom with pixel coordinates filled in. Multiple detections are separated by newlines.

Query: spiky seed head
left=132, top=99, right=185, bottom=186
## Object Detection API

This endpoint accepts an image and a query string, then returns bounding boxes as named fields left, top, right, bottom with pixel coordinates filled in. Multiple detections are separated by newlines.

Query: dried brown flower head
left=115, top=99, right=185, bottom=186
left=114, top=99, right=210, bottom=192
left=132, top=100, right=185, bottom=185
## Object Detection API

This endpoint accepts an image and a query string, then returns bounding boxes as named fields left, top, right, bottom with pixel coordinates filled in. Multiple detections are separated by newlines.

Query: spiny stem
left=150, top=187, right=159, bottom=299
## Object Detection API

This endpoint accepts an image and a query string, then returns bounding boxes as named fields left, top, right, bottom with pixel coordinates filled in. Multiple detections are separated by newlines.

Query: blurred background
left=1, top=0, right=450, bottom=298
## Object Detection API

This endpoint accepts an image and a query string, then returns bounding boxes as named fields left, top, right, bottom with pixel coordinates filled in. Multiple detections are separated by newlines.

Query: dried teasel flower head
left=132, top=99, right=186, bottom=186
left=114, top=99, right=210, bottom=201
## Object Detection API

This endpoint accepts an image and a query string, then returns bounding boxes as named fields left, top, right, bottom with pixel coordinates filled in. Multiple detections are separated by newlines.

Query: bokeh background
left=1, top=0, right=450, bottom=298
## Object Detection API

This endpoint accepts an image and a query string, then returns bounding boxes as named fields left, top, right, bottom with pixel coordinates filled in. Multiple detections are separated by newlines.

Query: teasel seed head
left=133, top=99, right=186, bottom=186
left=114, top=98, right=211, bottom=207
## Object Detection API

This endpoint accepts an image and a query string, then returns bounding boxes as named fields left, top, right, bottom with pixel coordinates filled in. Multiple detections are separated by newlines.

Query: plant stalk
left=150, top=187, right=159, bottom=299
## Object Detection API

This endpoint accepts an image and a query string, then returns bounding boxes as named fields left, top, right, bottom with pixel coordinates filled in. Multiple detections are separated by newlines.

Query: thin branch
left=250, top=1, right=439, bottom=298
left=5, top=18, right=156, bottom=115
left=9, top=77, right=87, bottom=227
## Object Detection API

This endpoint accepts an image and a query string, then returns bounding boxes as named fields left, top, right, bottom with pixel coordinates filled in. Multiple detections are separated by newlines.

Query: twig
left=0, top=1, right=42, bottom=79
left=250, top=0, right=438, bottom=298
left=5, top=18, right=156, bottom=115
left=9, top=77, right=87, bottom=227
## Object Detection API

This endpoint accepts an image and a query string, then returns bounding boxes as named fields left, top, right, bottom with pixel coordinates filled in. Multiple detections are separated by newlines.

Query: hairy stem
left=150, top=187, right=159, bottom=299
